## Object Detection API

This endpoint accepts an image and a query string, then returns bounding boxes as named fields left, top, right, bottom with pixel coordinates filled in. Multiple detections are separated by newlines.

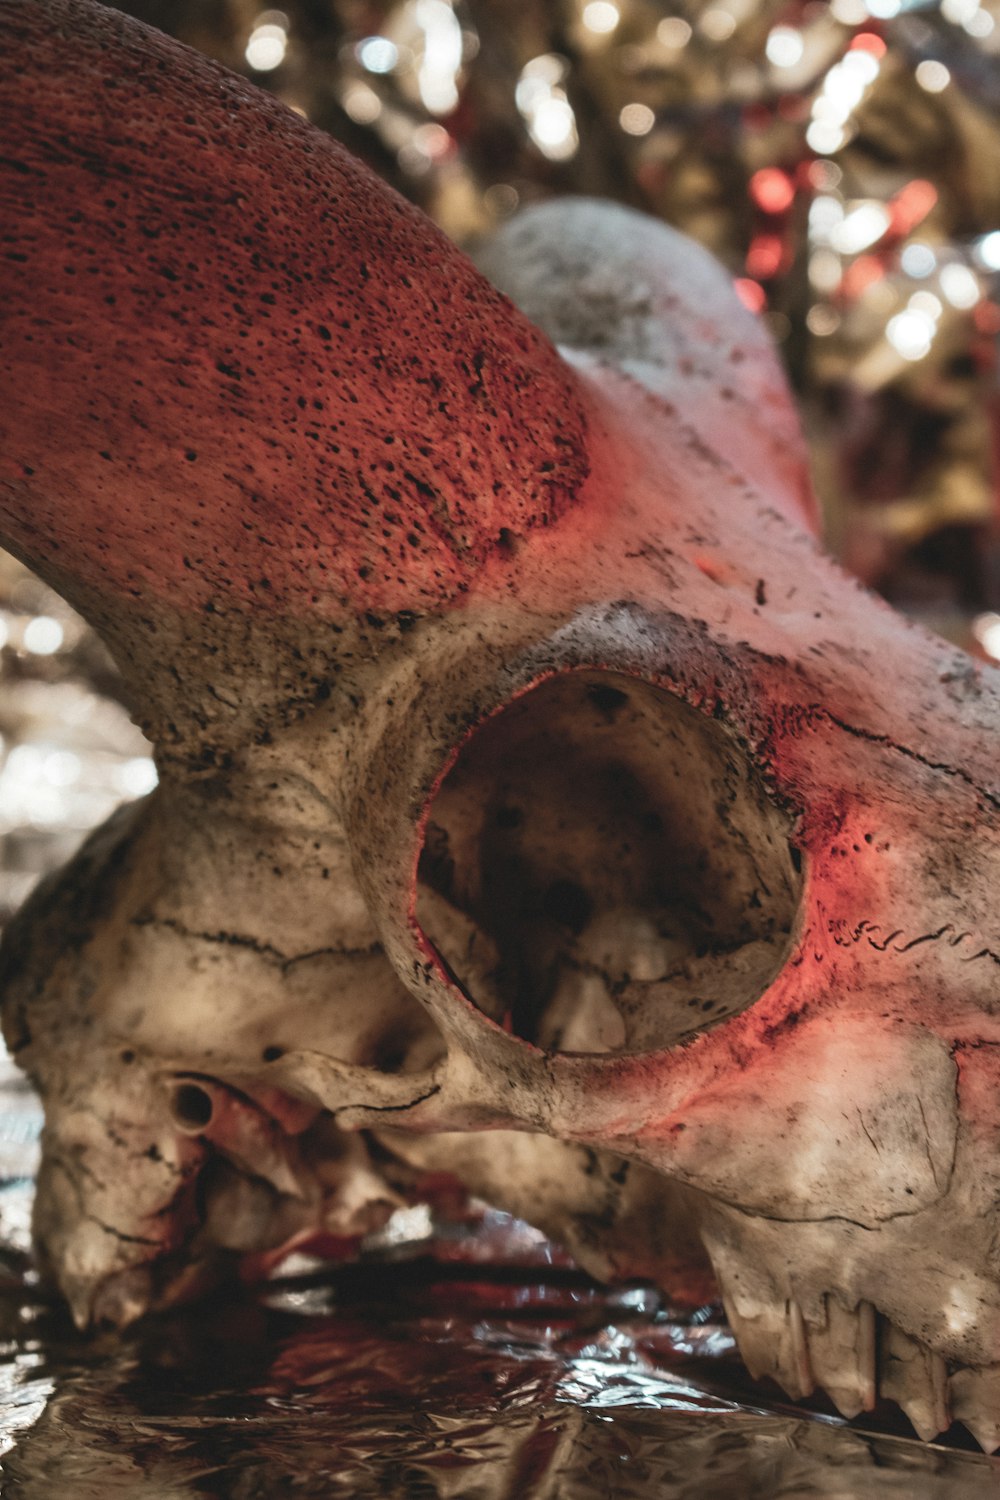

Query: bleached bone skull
left=4, top=0, right=1000, bottom=1453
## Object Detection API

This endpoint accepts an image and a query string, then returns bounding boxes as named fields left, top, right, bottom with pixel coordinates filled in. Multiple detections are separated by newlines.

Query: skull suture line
left=3, top=0, right=1000, bottom=1453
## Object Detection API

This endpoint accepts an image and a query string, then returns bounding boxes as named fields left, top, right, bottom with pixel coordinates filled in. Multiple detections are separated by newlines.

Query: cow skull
left=4, top=0, right=1000, bottom=1452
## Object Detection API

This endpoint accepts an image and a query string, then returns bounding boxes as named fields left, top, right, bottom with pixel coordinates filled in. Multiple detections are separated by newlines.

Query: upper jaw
left=698, top=1160, right=1000, bottom=1451
left=715, top=1276, right=1000, bottom=1452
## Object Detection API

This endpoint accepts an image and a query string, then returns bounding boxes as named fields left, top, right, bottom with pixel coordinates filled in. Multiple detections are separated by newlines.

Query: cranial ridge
left=5, top=0, right=1000, bottom=1454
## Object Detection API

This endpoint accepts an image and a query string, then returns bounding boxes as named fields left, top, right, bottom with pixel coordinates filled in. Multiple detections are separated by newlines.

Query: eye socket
left=416, top=670, right=802, bottom=1055
left=170, top=1081, right=214, bottom=1132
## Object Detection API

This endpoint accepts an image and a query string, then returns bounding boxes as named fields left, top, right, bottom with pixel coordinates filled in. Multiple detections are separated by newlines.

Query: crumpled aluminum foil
left=0, top=550, right=998, bottom=1496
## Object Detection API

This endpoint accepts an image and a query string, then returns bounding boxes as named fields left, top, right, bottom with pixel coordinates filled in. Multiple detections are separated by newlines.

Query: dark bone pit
left=417, top=670, right=802, bottom=1055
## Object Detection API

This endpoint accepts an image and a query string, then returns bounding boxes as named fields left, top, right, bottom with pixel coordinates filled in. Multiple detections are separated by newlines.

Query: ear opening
left=415, top=669, right=803, bottom=1054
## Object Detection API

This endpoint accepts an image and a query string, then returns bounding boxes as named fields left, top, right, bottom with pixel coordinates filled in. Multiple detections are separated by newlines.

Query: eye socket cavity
left=416, top=670, right=803, bottom=1055
left=169, top=1081, right=215, bottom=1133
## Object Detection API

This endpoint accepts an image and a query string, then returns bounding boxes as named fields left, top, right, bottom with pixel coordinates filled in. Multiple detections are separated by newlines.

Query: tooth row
left=723, top=1291, right=1000, bottom=1451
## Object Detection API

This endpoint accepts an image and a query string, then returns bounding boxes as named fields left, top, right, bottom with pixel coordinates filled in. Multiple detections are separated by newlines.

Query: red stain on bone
left=0, top=0, right=589, bottom=623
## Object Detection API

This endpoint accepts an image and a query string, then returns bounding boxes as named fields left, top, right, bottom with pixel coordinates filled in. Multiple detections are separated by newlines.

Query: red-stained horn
left=0, top=0, right=590, bottom=641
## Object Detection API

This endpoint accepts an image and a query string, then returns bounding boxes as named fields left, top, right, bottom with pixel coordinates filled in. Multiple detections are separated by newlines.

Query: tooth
left=949, top=1365, right=1000, bottom=1454
left=541, top=970, right=626, bottom=1053
left=807, top=1296, right=876, bottom=1418
left=721, top=1292, right=814, bottom=1400
left=66, top=1283, right=95, bottom=1333
left=879, top=1322, right=950, bottom=1441
left=787, top=1299, right=814, bottom=1399
left=89, top=1265, right=153, bottom=1329
left=313, top=1131, right=406, bottom=1236
left=720, top=1290, right=772, bottom=1380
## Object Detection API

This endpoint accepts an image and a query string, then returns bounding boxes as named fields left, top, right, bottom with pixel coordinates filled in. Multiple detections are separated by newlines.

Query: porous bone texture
left=4, top=0, right=1000, bottom=1453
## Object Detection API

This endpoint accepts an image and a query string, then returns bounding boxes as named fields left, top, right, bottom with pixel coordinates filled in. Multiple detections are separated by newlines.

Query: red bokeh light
left=746, top=233, right=785, bottom=279
left=839, top=253, right=885, bottom=302
left=974, top=301, right=1000, bottom=335
left=850, top=31, right=887, bottom=56
left=889, top=179, right=938, bottom=237
left=750, top=167, right=795, bottom=216
left=734, top=277, right=767, bottom=314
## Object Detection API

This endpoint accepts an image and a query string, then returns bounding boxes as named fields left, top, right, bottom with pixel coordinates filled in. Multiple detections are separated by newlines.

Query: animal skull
left=5, top=0, right=1000, bottom=1451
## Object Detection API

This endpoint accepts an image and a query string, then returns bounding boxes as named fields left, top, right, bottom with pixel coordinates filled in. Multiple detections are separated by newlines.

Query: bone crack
left=810, top=706, right=1000, bottom=811
left=130, top=913, right=379, bottom=969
